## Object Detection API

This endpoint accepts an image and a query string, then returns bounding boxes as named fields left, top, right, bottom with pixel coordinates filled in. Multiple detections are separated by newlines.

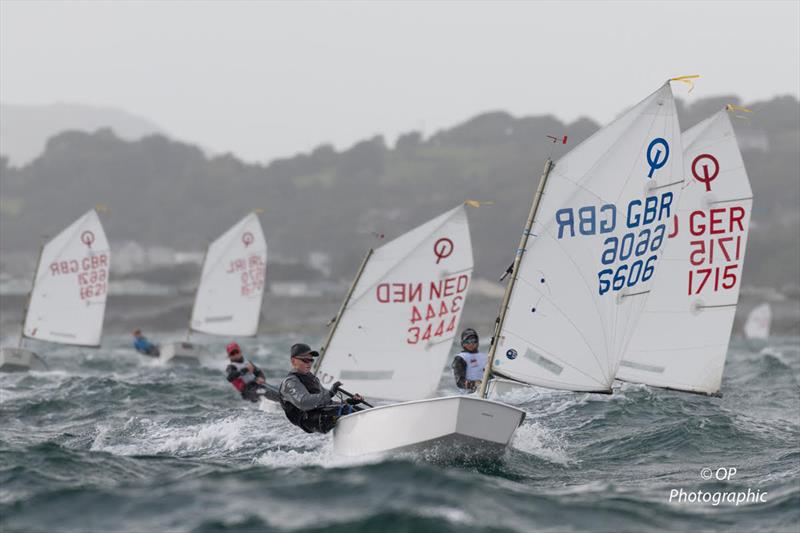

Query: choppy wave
left=1, top=335, right=798, bottom=532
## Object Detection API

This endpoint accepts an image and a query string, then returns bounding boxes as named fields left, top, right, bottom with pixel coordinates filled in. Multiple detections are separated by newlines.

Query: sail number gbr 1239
left=555, top=192, right=673, bottom=295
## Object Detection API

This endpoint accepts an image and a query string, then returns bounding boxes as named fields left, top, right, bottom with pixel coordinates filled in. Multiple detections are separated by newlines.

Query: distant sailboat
left=482, top=80, right=684, bottom=399
left=159, top=212, right=267, bottom=363
left=0, top=209, right=110, bottom=371
left=743, top=303, right=771, bottom=342
left=617, top=107, right=753, bottom=396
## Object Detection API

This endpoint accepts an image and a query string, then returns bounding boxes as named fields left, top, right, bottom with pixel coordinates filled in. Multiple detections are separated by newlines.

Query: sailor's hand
left=329, top=381, right=342, bottom=397
left=256, top=377, right=265, bottom=385
left=344, top=394, right=364, bottom=405
left=246, top=362, right=255, bottom=372
left=465, top=380, right=481, bottom=391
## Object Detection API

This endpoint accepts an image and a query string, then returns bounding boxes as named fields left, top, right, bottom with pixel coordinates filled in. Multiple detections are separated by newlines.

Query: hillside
left=1, top=95, right=798, bottom=288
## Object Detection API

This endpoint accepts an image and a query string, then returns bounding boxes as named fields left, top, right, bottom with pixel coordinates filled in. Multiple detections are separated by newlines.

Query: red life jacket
left=227, top=360, right=252, bottom=392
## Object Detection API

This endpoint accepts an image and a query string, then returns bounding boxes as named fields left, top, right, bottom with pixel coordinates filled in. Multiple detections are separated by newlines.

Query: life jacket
left=280, top=372, right=325, bottom=433
left=227, top=359, right=256, bottom=393
left=456, top=350, right=488, bottom=382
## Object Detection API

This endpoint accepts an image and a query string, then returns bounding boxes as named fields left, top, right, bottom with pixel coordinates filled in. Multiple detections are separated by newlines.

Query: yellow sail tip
left=253, top=208, right=265, bottom=214
left=669, top=74, right=700, bottom=93
left=465, top=200, right=494, bottom=208
left=94, top=203, right=109, bottom=213
left=726, top=104, right=753, bottom=113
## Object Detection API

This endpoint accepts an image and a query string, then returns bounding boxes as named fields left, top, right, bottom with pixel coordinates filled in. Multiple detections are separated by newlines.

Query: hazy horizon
left=2, top=1, right=798, bottom=163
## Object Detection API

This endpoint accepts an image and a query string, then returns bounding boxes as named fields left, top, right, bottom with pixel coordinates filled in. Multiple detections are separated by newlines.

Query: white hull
left=0, top=347, right=45, bottom=372
left=159, top=341, right=208, bottom=364
left=333, top=396, right=525, bottom=457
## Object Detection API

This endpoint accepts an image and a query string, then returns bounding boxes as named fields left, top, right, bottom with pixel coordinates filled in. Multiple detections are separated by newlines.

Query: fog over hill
left=1, top=94, right=798, bottom=292
left=0, top=102, right=164, bottom=165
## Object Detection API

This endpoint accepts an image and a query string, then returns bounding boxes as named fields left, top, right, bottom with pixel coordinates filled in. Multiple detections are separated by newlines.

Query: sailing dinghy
left=479, top=80, right=685, bottom=401
left=743, top=303, right=771, bottom=343
left=617, top=107, right=753, bottom=395
left=159, top=212, right=267, bottom=364
left=311, top=205, right=526, bottom=456
left=0, top=209, right=110, bottom=371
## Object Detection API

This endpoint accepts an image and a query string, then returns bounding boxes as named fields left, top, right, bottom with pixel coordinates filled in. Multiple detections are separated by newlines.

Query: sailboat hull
left=0, top=348, right=43, bottom=372
left=159, top=342, right=207, bottom=364
left=333, top=396, right=525, bottom=457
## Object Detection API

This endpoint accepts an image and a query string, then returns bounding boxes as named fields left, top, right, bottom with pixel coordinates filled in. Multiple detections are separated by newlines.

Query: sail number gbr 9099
left=555, top=192, right=673, bottom=295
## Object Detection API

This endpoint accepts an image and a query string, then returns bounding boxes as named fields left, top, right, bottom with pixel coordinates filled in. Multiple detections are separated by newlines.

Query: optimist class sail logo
left=691, top=154, right=720, bottom=192
left=433, top=238, right=454, bottom=264
left=80, top=231, right=95, bottom=248
left=242, top=232, right=254, bottom=247
left=646, top=138, right=670, bottom=178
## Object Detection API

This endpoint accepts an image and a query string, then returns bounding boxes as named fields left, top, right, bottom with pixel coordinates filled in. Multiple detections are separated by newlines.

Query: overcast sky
left=2, top=1, right=798, bottom=163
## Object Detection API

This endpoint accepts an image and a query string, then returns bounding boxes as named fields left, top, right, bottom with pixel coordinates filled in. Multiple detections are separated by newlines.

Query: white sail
left=317, top=205, right=474, bottom=401
left=617, top=109, right=753, bottom=395
left=490, top=83, right=684, bottom=392
left=23, top=209, right=110, bottom=346
left=190, top=212, right=267, bottom=336
left=744, top=303, right=771, bottom=341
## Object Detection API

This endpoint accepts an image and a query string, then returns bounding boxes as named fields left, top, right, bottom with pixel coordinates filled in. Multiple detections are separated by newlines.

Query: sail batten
left=190, top=212, right=267, bottom=337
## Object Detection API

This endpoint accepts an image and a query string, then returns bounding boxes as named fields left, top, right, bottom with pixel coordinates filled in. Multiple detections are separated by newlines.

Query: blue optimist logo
left=506, top=349, right=518, bottom=360
left=646, top=138, right=669, bottom=178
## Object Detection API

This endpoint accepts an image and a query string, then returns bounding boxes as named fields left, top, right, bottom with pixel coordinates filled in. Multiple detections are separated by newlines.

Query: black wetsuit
left=279, top=371, right=361, bottom=434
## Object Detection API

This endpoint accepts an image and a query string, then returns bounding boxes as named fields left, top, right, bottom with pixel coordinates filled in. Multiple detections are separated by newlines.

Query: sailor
left=225, top=342, right=280, bottom=402
left=132, top=329, right=160, bottom=357
left=279, top=343, right=365, bottom=434
left=451, top=328, right=488, bottom=393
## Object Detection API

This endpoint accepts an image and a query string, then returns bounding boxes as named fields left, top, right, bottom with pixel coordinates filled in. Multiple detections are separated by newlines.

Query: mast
left=18, top=241, right=47, bottom=348
left=313, top=248, right=373, bottom=374
left=479, top=158, right=554, bottom=398
left=186, top=244, right=209, bottom=341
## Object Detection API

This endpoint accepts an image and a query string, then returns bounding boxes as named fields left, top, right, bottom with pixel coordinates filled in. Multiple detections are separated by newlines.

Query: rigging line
left=498, top=328, right=610, bottom=388
left=697, top=303, right=738, bottom=309
left=651, top=180, right=683, bottom=190
left=621, top=290, right=650, bottom=298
